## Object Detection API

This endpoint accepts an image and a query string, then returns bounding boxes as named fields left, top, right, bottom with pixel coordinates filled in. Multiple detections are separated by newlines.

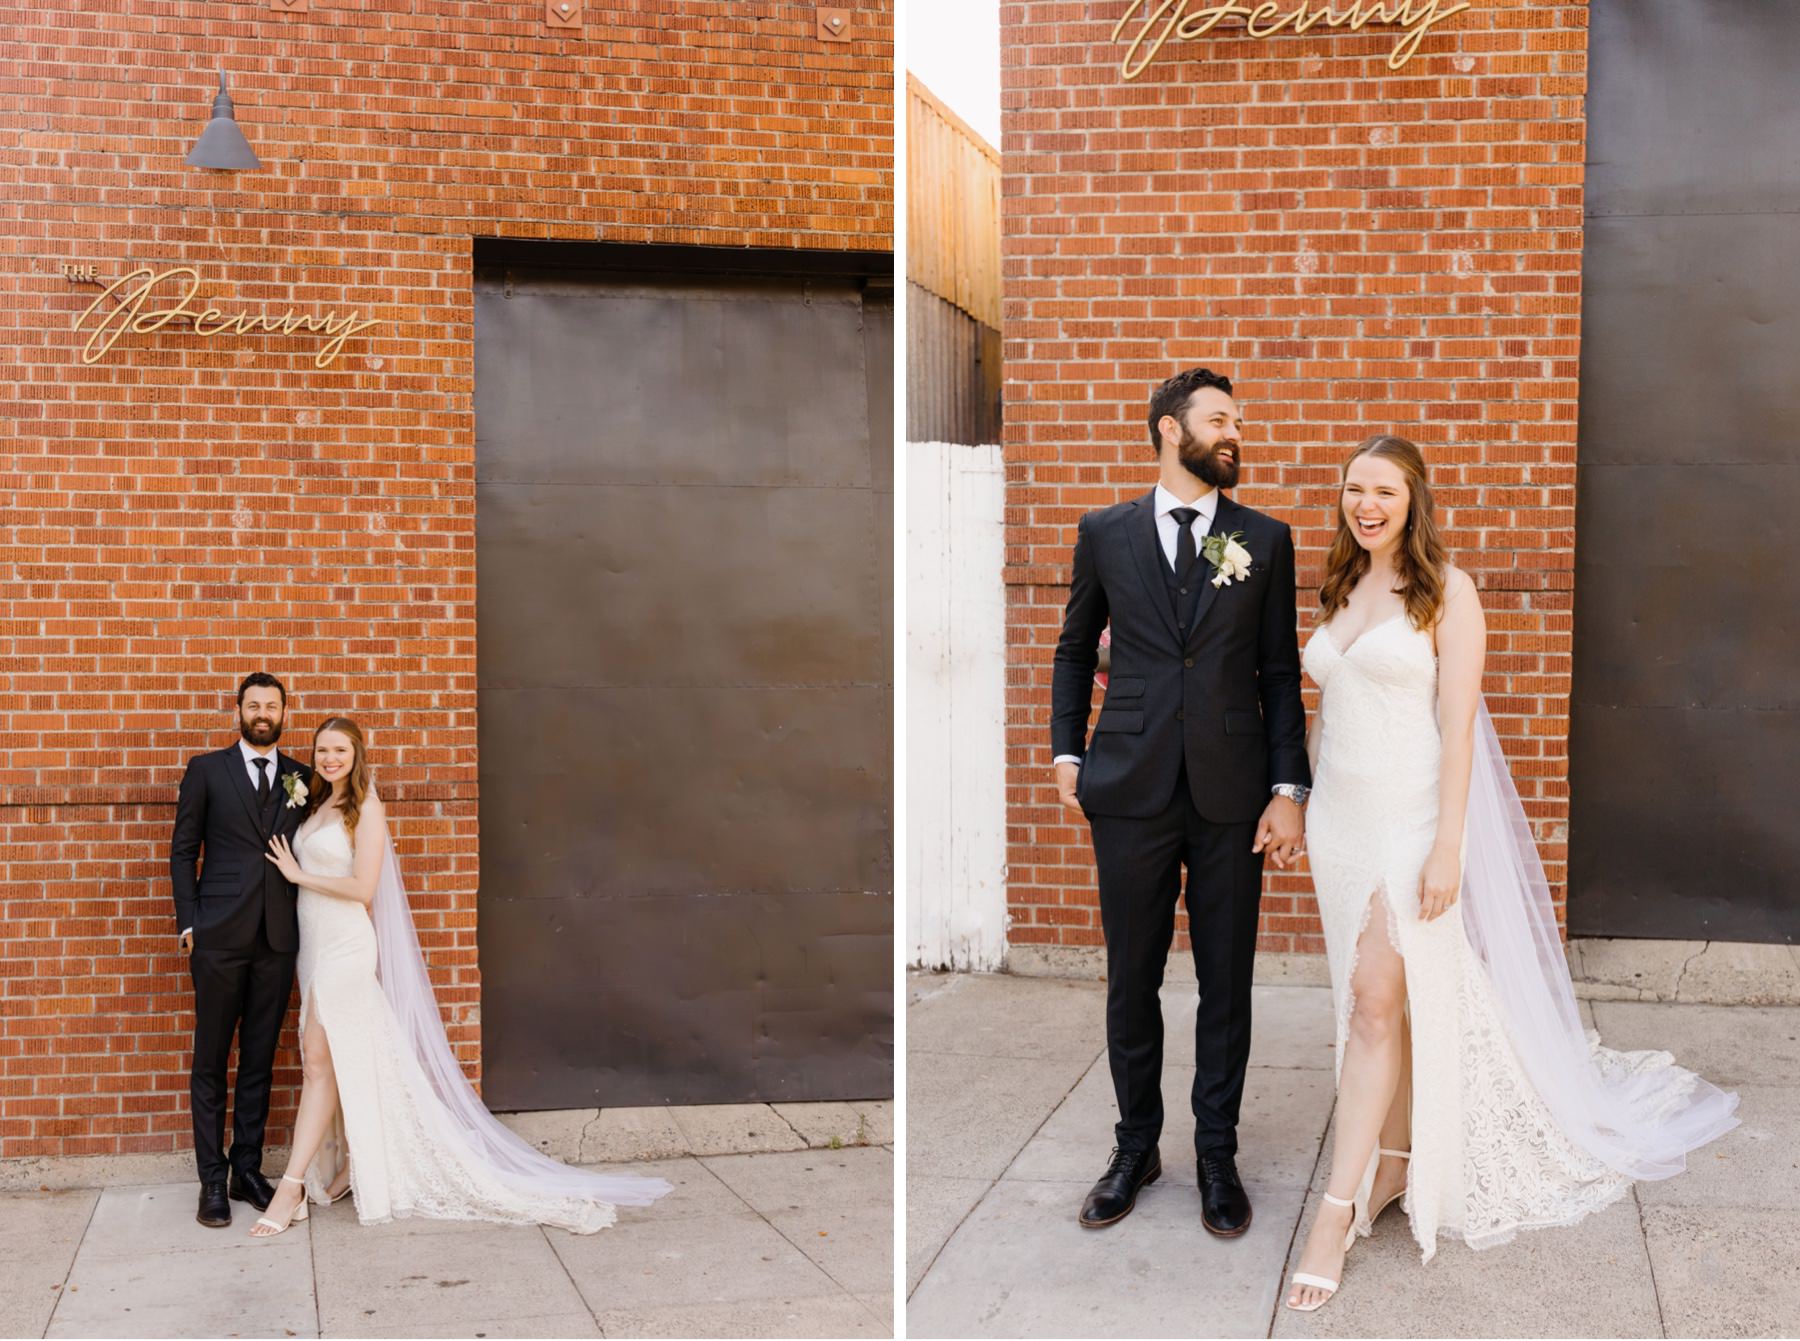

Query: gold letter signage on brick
left=71, top=265, right=383, bottom=369
left=1112, top=0, right=1472, bottom=78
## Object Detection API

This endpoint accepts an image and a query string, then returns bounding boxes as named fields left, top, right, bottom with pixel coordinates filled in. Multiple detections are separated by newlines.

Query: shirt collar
left=1154, top=482, right=1218, bottom=526
left=239, top=737, right=279, bottom=770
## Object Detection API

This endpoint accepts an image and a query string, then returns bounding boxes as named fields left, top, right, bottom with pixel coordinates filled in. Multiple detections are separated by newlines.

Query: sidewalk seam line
left=308, top=1190, right=322, bottom=1340
left=908, top=1044, right=1104, bottom=1304
left=697, top=1149, right=880, bottom=1307
left=540, top=1221, right=604, bottom=1339
left=1635, top=1184, right=1669, bottom=1339
left=1266, top=1088, right=1334, bottom=1338
left=41, top=1186, right=103, bottom=1340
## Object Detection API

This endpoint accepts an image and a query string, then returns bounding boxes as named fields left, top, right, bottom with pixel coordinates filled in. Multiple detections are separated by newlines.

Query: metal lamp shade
left=185, top=69, right=263, bottom=170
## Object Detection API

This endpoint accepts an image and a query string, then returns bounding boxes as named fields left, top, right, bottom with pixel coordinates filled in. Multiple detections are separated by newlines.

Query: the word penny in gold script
left=1113, top=0, right=1473, bottom=79
left=73, top=265, right=383, bottom=370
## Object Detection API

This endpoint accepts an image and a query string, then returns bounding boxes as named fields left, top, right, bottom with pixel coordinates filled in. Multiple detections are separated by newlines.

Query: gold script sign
left=72, top=265, right=382, bottom=369
left=1113, top=0, right=1473, bottom=78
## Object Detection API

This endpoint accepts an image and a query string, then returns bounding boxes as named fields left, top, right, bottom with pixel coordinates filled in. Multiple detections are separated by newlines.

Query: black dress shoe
left=1078, top=1147, right=1161, bottom=1228
left=229, top=1165, right=275, bottom=1212
left=196, top=1180, right=231, bottom=1227
left=1198, top=1152, right=1252, bottom=1237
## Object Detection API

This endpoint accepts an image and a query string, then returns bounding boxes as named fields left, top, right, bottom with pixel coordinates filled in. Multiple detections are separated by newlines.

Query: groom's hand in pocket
left=1054, top=761, right=1082, bottom=812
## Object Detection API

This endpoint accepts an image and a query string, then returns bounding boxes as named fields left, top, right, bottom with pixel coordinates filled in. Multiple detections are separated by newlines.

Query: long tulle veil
left=368, top=829, right=672, bottom=1210
left=1460, top=700, right=1738, bottom=1178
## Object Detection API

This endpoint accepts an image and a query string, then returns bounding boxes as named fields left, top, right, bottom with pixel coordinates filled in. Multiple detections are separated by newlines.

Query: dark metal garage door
left=1569, top=1, right=1800, bottom=943
left=472, top=241, right=894, bottom=1107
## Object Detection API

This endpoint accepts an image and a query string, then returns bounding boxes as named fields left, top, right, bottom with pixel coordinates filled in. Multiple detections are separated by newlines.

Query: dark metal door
left=473, top=242, right=895, bottom=1108
left=1569, top=1, right=1800, bottom=943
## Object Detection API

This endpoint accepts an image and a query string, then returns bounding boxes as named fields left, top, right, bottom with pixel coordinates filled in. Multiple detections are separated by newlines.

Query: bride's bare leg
left=251, top=1017, right=337, bottom=1236
left=1369, top=1012, right=1412, bottom=1215
left=1289, top=896, right=1407, bottom=1309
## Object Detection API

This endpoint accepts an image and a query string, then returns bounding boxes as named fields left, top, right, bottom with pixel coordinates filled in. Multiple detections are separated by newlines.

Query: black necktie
left=1170, top=507, right=1201, bottom=632
left=254, top=757, right=270, bottom=801
left=1171, top=507, right=1199, bottom=575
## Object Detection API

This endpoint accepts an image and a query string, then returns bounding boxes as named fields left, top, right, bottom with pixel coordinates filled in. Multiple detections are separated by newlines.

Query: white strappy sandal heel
left=322, top=1157, right=353, bottom=1205
left=1372, top=1146, right=1410, bottom=1223
left=250, top=1174, right=310, bottom=1237
left=1285, top=1190, right=1356, bottom=1312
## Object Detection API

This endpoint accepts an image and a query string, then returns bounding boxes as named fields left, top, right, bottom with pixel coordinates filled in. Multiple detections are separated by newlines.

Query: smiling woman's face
left=313, top=729, right=356, bottom=784
left=1341, top=452, right=1411, bottom=555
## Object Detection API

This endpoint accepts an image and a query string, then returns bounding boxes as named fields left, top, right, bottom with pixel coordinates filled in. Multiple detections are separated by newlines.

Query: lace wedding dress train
left=293, top=805, right=671, bottom=1232
left=1302, top=614, right=1737, bottom=1262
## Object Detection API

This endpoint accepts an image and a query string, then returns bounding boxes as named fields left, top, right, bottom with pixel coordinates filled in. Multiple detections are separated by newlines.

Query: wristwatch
left=1271, top=783, right=1311, bottom=807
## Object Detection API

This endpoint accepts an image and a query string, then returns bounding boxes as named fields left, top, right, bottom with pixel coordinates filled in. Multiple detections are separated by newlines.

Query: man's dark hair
left=237, top=672, right=287, bottom=707
left=1147, top=366, right=1234, bottom=453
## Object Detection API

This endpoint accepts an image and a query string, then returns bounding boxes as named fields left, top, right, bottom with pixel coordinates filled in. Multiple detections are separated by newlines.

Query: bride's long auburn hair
left=305, top=716, right=373, bottom=845
left=1318, top=435, right=1450, bottom=631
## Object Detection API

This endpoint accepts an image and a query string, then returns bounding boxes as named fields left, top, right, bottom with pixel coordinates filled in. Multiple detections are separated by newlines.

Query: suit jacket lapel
left=225, top=745, right=267, bottom=834
left=1183, top=493, right=1237, bottom=650
left=271, top=755, right=304, bottom=831
left=1125, top=491, right=1184, bottom=648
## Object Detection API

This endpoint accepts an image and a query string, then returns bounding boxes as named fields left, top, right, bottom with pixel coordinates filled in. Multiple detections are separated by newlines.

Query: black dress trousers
left=1087, top=758, right=1264, bottom=1159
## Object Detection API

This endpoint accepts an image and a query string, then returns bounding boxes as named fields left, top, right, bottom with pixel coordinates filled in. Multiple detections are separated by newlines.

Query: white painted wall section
left=906, top=441, right=1008, bottom=971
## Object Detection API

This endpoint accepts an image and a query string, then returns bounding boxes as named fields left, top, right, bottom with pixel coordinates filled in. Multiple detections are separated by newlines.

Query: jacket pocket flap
left=1105, top=676, right=1145, bottom=699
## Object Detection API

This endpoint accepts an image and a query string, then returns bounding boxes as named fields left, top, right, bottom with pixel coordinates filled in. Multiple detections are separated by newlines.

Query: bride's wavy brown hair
left=1318, top=435, right=1450, bottom=631
left=305, top=716, right=372, bottom=845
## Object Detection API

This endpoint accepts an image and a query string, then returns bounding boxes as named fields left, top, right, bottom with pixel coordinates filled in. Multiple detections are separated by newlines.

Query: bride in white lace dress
left=248, top=715, right=671, bottom=1238
left=1285, top=436, right=1738, bottom=1310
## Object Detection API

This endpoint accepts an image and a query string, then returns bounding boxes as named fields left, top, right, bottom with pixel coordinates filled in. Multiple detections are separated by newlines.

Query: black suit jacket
left=1051, top=490, right=1310, bottom=822
left=170, top=746, right=314, bottom=953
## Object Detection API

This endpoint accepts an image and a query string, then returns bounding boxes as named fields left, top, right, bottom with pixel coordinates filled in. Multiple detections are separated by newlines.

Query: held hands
left=1253, top=796, right=1305, bottom=869
left=265, top=834, right=303, bottom=883
left=1418, top=843, right=1461, bottom=920
left=1054, top=761, right=1082, bottom=812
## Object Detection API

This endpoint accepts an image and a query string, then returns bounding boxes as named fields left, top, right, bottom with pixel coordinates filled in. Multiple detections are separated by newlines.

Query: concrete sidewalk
left=2, top=1103, right=894, bottom=1339
left=907, top=971, right=1800, bottom=1339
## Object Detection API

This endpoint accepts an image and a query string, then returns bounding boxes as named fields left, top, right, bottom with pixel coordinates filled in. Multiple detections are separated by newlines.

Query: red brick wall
left=1001, top=1, right=1588, bottom=958
left=0, top=1, right=891, bottom=1160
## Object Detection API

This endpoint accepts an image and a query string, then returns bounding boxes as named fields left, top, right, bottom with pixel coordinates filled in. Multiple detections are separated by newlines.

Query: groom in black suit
left=1051, top=368, right=1310, bottom=1235
left=170, top=672, right=313, bottom=1227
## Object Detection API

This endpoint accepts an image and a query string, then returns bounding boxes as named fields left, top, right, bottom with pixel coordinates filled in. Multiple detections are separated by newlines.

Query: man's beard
left=1178, top=427, right=1241, bottom=489
left=240, top=716, right=282, bottom=746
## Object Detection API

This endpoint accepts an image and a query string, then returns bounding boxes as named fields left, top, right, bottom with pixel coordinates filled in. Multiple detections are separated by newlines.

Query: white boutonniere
left=1202, top=532, right=1254, bottom=588
left=281, top=772, right=308, bottom=809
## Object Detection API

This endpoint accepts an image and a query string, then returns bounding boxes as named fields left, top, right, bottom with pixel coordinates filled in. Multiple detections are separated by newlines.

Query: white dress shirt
left=1053, top=486, right=1219, bottom=767
left=240, top=737, right=281, bottom=792
left=1152, top=481, right=1219, bottom=570
left=181, top=741, right=283, bottom=942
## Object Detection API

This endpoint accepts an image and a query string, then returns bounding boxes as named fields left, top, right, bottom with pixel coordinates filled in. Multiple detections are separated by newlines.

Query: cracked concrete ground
left=0, top=1103, right=894, bottom=1339
left=907, top=970, right=1800, bottom=1339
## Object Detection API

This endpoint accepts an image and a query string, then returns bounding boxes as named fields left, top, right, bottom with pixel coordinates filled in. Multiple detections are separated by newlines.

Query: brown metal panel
left=472, top=245, right=895, bottom=1108
left=1569, top=1, right=1800, bottom=943
left=477, top=889, right=893, bottom=1105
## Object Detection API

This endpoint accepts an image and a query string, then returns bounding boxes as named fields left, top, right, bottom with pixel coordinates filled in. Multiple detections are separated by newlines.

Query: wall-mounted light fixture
left=184, top=68, right=263, bottom=171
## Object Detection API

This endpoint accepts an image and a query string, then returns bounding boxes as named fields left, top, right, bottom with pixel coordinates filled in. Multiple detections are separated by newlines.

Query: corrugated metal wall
left=907, top=284, right=1001, bottom=448
left=907, top=74, right=1002, bottom=447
